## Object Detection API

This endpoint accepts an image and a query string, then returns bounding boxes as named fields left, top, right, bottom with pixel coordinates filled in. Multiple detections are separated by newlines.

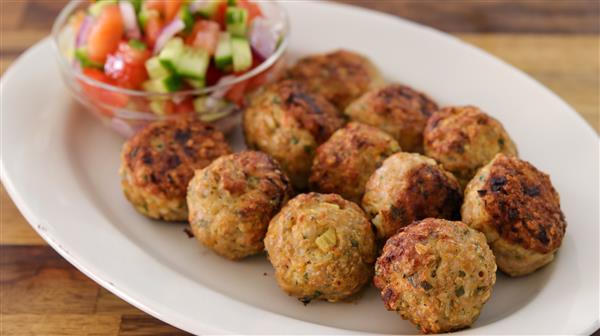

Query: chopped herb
left=303, top=272, right=309, bottom=280
left=350, top=238, right=359, bottom=248
left=291, top=136, right=299, bottom=144
left=498, top=138, right=505, bottom=147
left=455, top=286, right=465, bottom=297
left=303, top=145, right=314, bottom=155
left=272, top=96, right=281, bottom=104
left=407, top=274, right=417, bottom=288
left=458, top=270, right=466, bottom=277
left=128, top=39, right=147, bottom=50
left=314, top=290, right=322, bottom=297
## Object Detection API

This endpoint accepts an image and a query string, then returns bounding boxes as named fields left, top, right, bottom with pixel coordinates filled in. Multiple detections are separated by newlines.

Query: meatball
left=187, top=151, right=293, bottom=260
left=309, top=122, right=401, bottom=203
left=264, top=193, right=377, bottom=303
left=362, top=152, right=462, bottom=240
left=243, top=80, right=345, bottom=189
left=374, top=218, right=496, bottom=334
left=423, top=105, right=518, bottom=187
left=461, top=154, right=566, bottom=276
left=120, top=118, right=231, bottom=221
left=345, top=83, right=438, bottom=153
left=287, top=50, right=384, bottom=109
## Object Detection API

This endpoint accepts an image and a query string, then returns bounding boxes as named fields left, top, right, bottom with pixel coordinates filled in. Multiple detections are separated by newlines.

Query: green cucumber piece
left=227, top=0, right=237, bottom=6
left=176, top=47, right=210, bottom=80
left=145, top=57, right=171, bottom=79
left=179, top=6, right=194, bottom=33
left=197, top=0, right=223, bottom=18
left=186, top=79, right=206, bottom=89
left=158, top=38, right=185, bottom=72
left=225, top=7, right=248, bottom=36
left=231, top=37, right=252, bottom=72
left=127, top=0, right=142, bottom=13
left=142, top=75, right=182, bottom=93
left=128, top=39, right=147, bottom=51
left=75, top=48, right=103, bottom=69
left=138, top=8, right=159, bottom=29
left=88, top=0, right=118, bottom=17
left=214, top=32, right=233, bottom=70
left=149, top=99, right=167, bottom=115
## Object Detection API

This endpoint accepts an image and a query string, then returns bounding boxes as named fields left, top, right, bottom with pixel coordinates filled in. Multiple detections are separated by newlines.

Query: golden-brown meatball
left=243, top=80, right=345, bottom=189
left=461, top=154, right=566, bottom=276
left=287, top=50, right=384, bottom=109
left=309, top=122, right=401, bottom=203
left=120, top=118, right=231, bottom=221
left=345, top=84, right=438, bottom=153
left=264, top=193, right=377, bottom=303
left=423, top=106, right=518, bottom=187
left=374, top=218, right=496, bottom=334
left=362, top=152, right=462, bottom=240
left=187, top=151, right=293, bottom=260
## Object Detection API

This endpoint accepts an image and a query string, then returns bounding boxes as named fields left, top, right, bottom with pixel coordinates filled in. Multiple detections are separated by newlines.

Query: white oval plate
left=2, top=1, right=599, bottom=334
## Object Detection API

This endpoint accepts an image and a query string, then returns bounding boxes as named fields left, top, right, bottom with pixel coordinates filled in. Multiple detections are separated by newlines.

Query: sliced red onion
left=189, top=0, right=208, bottom=13
left=75, top=15, right=95, bottom=48
left=119, top=1, right=141, bottom=40
left=153, top=19, right=185, bottom=54
left=249, top=18, right=279, bottom=59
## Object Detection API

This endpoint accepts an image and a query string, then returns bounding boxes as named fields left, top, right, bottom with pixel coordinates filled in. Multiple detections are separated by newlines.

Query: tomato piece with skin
left=104, top=41, right=151, bottom=89
left=185, top=20, right=220, bottom=54
left=236, top=0, right=262, bottom=23
left=144, top=14, right=163, bottom=48
left=86, top=4, right=123, bottom=63
left=213, top=2, right=228, bottom=29
left=80, top=68, right=129, bottom=116
left=225, top=79, right=249, bottom=106
left=164, top=0, right=183, bottom=22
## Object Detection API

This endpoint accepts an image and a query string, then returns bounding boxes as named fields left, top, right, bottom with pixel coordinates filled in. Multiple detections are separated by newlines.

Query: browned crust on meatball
left=424, top=106, right=518, bottom=185
left=478, top=154, right=566, bottom=253
left=385, top=164, right=462, bottom=228
left=287, top=50, right=384, bottom=109
left=121, top=118, right=231, bottom=199
left=345, top=84, right=438, bottom=152
left=309, top=122, right=401, bottom=203
left=273, top=80, right=344, bottom=143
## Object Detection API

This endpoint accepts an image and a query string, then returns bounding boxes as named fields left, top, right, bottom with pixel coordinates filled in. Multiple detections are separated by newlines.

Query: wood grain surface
left=1, top=1, right=598, bottom=335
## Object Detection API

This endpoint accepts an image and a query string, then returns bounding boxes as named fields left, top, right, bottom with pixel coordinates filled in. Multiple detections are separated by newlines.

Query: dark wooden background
left=1, top=1, right=598, bottom=335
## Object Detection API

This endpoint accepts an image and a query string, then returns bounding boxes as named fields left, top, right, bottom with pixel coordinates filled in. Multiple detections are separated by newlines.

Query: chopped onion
left=189, top=0, right=208, bottom=13
left=75, top=15, right=95, bottom=48
left=153, top=19, right=185, bottom=54
left=249, top=18, right=279, bottom=59
left=119, top=1, right=141, bottom=40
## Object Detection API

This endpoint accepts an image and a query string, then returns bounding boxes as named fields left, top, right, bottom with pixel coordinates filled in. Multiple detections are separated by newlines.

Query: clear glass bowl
left=52, top=0, right=289, bottom=137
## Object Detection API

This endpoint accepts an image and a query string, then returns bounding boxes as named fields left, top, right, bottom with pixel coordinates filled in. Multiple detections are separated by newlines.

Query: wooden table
left=1, top=1, right=598, bottom=335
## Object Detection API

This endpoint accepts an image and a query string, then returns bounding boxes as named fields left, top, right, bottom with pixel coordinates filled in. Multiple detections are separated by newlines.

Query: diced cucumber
left=231, top=37, right=252, bottom=72
left=227, top=0, right=237, bottom=6
left=142, top=75, right=182, bottom=93
left=128, top=39, right=147, bottom=51
left=158, top=38, right=185, bottom=72
left=138, top=8, right=159, bottom=29
left=199, top=110, right=231, bottom=122
left=176, top=47, right=210, bottom=80
left=145, top=57, right=171, bottom=79
left=214, top=32, right=233, bottom=70
left=88, top=0, right=118, bottom=17
left=196, top=0, right=223, bottom=18
left=75, top=48, right=103, bottom=69
left=179, top=6, right=194, bottom=33
left=127, top=0, right=142, bottom=13
left=149, top=99, right=167, bottom=115
left=186, top=79, right=206, bottom=89
left=226, top=7, right=248, bottom=36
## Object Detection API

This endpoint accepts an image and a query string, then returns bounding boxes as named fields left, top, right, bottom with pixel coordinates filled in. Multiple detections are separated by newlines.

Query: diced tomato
left=104, top=41, right=151, bottom=89
left=144, top=14, right=163, bottom=48
left=86, top=5, right=123, bottom=63
left=173, top=98, right=194, bottom=114
left=164, top=0, right=183, bottom=22
left=236, top=0, right=262, bottom=23
left=213, top=2, right=228, bottom=29
left=143, top=0, right=164, bottom=13
left=80, top=68, right=129, bottom=116
left=225, top=80, right=249, bottom=106
left=185, top=20, right=220, bottom=54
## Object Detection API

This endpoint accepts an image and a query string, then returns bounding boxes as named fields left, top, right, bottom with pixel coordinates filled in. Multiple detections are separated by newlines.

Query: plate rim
left=1, top=1, right=599, bottom=334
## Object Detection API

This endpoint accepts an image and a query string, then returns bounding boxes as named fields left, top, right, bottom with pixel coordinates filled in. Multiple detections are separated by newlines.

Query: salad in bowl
left=53, top=0, right=289, bottom=136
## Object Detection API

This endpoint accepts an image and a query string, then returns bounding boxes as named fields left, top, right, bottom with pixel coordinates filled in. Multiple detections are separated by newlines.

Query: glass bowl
left=52, top=0, right=289, bottom=137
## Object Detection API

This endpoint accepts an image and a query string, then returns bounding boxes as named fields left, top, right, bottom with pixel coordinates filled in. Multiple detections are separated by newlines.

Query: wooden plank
left=118, top=315, right=190, bottom=336
left=95, top=288, right=144, bottom=315
left=0, top=314, right=121, bottom=336
left=0, top=0, right=28, bottom=30
left=1, top=185, right=46, bottom=245
left=0, top=246, right=99, bottom=314
left=335, top=0, right=600, bottom=34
